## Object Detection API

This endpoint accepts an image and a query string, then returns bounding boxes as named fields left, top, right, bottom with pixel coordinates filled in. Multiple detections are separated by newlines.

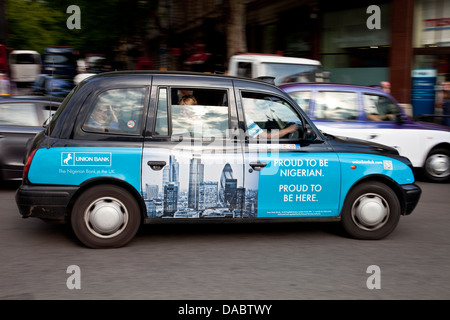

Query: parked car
left=16, top=71, right=421, bottom=248
left=32, top=74, right=75, bottom=98
left=0, top=96, right=62, bottom=180
left=280, top=82, right=450, bottom=182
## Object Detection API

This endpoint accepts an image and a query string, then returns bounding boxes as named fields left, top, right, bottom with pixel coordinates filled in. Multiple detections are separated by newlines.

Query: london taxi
left=280, top=82, right=450, bottom=183
left=15, top=71, right=421, bottom=248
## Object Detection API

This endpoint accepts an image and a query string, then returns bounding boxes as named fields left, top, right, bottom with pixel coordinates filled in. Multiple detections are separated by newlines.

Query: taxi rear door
left=142, top=75, right=243, bottom=219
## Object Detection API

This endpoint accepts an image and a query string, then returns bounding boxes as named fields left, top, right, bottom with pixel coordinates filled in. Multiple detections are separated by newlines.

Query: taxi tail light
left=23, top=149, right=37, bottom=181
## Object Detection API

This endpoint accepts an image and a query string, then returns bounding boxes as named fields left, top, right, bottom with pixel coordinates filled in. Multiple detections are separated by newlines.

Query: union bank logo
left=61, top=152, right=112, bottom=166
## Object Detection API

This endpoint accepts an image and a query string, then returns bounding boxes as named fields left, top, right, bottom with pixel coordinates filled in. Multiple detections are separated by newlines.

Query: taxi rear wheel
left=71, top=185, right=141, bottom=248
left=341, top=182, right=400, bottom=240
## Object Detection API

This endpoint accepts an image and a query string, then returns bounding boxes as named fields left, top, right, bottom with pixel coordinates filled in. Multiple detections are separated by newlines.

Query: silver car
left=0, top=96, right=61, bottom=180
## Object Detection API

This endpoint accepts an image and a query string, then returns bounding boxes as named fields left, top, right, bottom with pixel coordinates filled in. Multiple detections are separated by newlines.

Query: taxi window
left=363, top=94, right=398, bottom=121
left=164, top=88, right=229, bottom=139
left=288, top=90, right=311, bottom=113
left=242, top=92, right=303, bottom=140
left=0, top=103, right=39, bottom=126
left=154, top=88, right=168, bottom=135
left=83, top=88, right=146, bottom=134
left=314, top=91, right=358, bottom=120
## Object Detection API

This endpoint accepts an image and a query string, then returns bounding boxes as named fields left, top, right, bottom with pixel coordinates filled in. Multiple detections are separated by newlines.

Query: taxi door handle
left=147, top=161, right=166, bottom=171
left=369, top=134, right=378, bottom=139
left=250, top=162, right=267, bottom=171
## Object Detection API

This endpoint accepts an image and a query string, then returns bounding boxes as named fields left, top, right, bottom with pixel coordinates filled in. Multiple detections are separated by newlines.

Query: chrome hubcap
left=84, top=197, right=128, bottom=238
left=426, top=154, right=450, bottom=179
left=352, top=193, right=389, bottom=231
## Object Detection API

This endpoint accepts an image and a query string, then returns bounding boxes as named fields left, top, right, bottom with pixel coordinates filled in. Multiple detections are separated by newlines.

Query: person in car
left=246, top=116, right=299, bottom=139
left=179, top=95, right=197, bottom=105
left=86, top=104, right=119, bottom=130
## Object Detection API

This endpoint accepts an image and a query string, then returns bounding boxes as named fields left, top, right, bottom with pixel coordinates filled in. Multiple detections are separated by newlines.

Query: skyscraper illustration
left=162, top=155, right=180, bottom=215
left=163, top=155, right=179, bottom=189
left=143, top=153, right=254, bottom=219
left=219, top=163, right=233, bottom=207
left=188, top=157, right=204, bottom=210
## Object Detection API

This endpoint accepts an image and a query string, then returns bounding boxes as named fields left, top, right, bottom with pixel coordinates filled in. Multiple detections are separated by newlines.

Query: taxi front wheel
left=71, top=185, right=141, bottom=248
left=341, top=182, right=400, bottom=240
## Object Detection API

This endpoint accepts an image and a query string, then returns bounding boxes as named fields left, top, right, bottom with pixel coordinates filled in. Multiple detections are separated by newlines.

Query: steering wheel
left=285, top=122, right=302, bottom=139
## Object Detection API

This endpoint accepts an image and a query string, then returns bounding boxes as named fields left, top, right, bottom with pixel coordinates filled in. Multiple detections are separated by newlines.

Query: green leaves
left=6, top=0, right=154, bottom=56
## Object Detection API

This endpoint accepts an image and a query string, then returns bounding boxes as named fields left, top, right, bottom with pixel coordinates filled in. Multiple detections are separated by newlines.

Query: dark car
left=32, top=74, right=75, bottom=98
left=16, top=71, right=420, bottom=248
left=280, top=82, right=450, bottom=182
left=0, top=96, right=62, bottom=180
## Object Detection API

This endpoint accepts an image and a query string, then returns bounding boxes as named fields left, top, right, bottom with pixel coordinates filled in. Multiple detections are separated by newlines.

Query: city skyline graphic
left=142, top=152, right=258, bottom=219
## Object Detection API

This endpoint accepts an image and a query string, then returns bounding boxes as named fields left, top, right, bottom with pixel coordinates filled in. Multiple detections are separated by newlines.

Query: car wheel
left=341, top=182, right=400, bottom=240
left=71, top=185, right=141, bottom=248
left=424, top=148, right=450, bottom=182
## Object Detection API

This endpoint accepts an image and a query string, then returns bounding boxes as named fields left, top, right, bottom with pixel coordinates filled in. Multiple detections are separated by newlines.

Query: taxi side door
left=142, top=75, right=244, bottom=219
left=234, top=81, right=342, bottom=219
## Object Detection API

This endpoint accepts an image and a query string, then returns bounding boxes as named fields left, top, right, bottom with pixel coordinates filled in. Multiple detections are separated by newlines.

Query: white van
left=9, top=50, right=42, bottom=84
left=228, top=53, right=327, bottom=85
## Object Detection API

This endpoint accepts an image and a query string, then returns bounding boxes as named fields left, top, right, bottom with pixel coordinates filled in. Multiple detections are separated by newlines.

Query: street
left=0, top=179, right=449, bottom=300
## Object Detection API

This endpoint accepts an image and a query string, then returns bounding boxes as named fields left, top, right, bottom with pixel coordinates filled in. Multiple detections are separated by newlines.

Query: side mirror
left=303, top=124, right=317, bottom=141
left=42, top=118, right=50, bottom=128
left=396, top=113, right=408, bottom=125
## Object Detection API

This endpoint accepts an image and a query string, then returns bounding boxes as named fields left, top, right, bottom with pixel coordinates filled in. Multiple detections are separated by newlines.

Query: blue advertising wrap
left=257, top=152, right=341, bottom=217
left=28, top=147, right=142, bottom=192
left=27, top=147, right=414, bottom=221
left=257, top=152, right=415, bottom=218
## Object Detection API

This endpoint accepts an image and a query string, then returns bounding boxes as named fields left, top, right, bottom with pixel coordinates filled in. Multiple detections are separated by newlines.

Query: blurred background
left=0, top=0, right=449, bottom=117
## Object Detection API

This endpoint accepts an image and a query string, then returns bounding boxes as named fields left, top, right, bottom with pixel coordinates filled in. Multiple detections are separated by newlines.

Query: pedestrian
left=380, top=81, right=391, bottom=94
left=0, top=73, right=11, bottom=96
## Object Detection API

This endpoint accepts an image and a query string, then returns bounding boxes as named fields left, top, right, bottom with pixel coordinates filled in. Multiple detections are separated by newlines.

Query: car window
left=0, top=103, right=40, bottom=126
left=237, top=62, right=252, bottom=78
left=154, top=87, right=169, bottom=136
left=82, top=88, right=146, bottom=134
left=242, top=91, right=303, bottom=140
left=155, top=88, right=229, bottom=138
left=314, top=91, right=358, bottom=120
left=363, top=94, right=398, bottom=121
left=288, top=90, right=311, bottom=113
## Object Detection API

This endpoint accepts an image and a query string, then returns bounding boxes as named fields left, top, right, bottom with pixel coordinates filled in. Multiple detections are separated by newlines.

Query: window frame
left=81, top=86, right=148, bottom=136
left=152, top=86, right=233, bottom=141
left=362, top=93, right=400, bottom=122
left=239, top=89, right=307, bottom=142
left=0, top=102, right=40, bottom=127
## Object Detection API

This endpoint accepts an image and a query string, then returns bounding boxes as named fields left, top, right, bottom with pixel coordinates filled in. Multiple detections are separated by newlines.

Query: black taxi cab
left=15, top=71, right=421, bottom=248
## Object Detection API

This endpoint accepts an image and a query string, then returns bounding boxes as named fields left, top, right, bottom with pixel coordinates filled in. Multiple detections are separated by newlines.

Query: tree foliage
left=6, top=0, right=66, bottom=52
left=6, top=0, right=159, bottom=57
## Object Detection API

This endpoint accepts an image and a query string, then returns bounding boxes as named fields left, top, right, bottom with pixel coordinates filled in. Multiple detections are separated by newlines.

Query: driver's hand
left=286, top=124, right=299, bottom=133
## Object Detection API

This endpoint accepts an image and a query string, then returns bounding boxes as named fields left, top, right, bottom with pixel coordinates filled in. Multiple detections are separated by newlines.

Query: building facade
left=154, top=0, right=449, bottom=111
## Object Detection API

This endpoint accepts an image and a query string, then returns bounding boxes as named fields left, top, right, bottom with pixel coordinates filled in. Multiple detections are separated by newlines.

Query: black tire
left=423, top=148, right=450, bottom=183
left=341, top=182, right=401, bottom=240
left=71, top=185, right=141, bottom=248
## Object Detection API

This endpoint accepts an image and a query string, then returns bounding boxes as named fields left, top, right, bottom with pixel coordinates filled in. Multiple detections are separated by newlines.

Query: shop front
left=413, top=0, right=450, bottom=123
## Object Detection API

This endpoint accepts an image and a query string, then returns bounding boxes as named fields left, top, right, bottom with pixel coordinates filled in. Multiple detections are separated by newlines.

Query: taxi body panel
left=16, top=72, right=421, bottom=247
